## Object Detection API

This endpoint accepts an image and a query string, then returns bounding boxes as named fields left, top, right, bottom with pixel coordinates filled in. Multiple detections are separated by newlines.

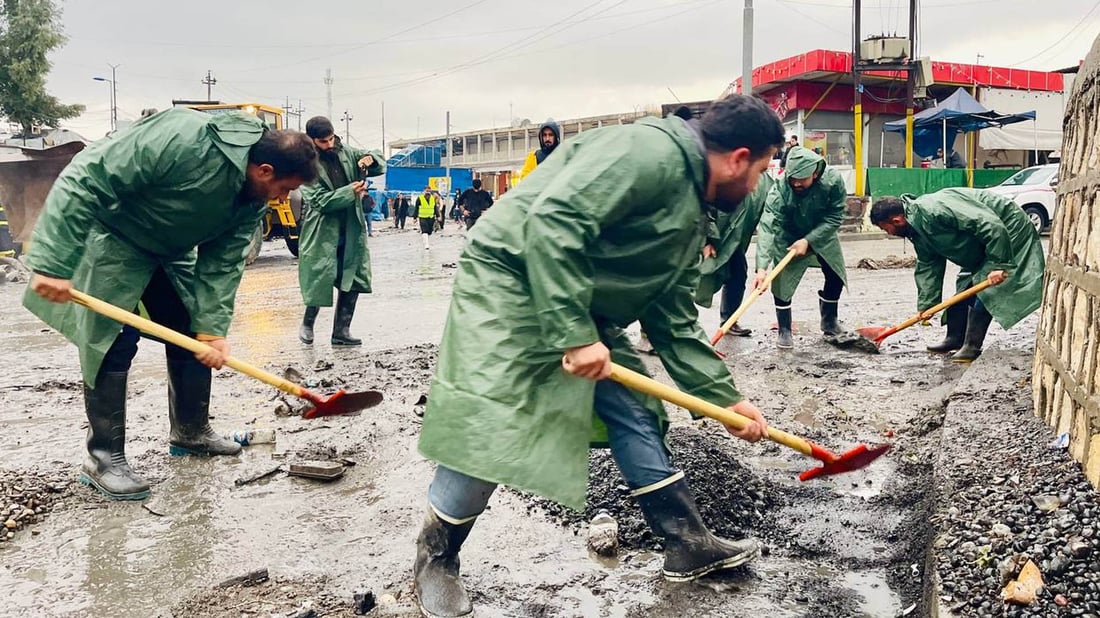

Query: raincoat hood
left=539, top=118, right=562, bottom=155
left=785, top=146, right=826, bottom=179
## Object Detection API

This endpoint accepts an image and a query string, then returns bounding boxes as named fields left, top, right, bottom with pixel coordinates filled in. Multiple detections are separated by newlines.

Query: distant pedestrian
left=457, top=179, right=494, bottom=231
left=395, top=193, right=411, bottom=230
left=517, top=119, right=562, bottom=182
left=417, top=186, right=439, bottom=249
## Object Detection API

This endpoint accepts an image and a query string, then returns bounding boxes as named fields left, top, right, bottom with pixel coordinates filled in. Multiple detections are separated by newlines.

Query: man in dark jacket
left=395, top=194, right=411, bottom=229
left=457, top=179, right=494, bottom=230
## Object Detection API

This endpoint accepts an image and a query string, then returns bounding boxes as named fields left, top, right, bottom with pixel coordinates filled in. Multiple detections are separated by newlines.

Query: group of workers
left=19, top=93, right=1044, bottom=618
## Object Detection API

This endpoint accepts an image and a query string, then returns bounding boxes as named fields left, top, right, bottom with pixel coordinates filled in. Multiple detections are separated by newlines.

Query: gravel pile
left=0, top=467, right=74, bottom=544
left=522, top=423, right=785, bottom=550
left=935, top=380, right=1100, bottom=618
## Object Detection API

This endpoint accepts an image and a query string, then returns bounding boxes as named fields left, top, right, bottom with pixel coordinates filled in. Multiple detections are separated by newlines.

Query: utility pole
left=324, top=69, right=334, bottom=120
left=94, top=64, right=120, bottom=132
left=340, top=110, right=353, bottom=141
left=445, top=111, right=451, bottom=183
left=381, top=101, right=386, bottom=153
left=282, top=96, right=293, bottom=128
left=742, top=0, right=754, bottom=94
left=108, top=64, right=119, bottom=132
left=906, top=0, right=917, bottom=169
left=295, top=99, right=305, bottom=130
left=853, top=0, right=864, bottom=194
left=202, top=70, right=217, bottom=102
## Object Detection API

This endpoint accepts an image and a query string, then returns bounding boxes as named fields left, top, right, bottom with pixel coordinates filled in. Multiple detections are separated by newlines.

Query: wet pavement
left=0, top=223, right=1041, bottom=617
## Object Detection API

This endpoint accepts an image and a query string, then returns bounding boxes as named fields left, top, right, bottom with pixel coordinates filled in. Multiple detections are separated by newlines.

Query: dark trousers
left=396, top=214, right=407, bottom=229
left=719, top=250, right=749, bottom=323
left=773, top=251, right=844, bottom=305
left=465, top=215, right=479, bottom=230
left=99, top=267, right=197, bottom=375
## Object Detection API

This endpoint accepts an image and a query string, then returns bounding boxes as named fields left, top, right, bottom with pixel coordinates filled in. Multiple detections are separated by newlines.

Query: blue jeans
left=428, top=380, right=675, bottom=521
left=365, top=213, right=373, bottom=236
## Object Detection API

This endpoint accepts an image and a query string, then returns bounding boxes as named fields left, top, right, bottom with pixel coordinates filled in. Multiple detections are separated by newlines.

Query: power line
left=775, top=0, right=849, bottom=37
left=334, top=0, right=624, bottom=98
left=339, top=0, right=711, bottom=99
left=1007, top=0, right=1100, bottom=67
left=221, top=0, right=495, bottom=75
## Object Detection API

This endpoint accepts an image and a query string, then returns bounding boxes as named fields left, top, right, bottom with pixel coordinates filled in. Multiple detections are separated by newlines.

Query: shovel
left=609, top=363, right=890, bottom=481
left=710, top=248, right=798, bottom=346
left=853, top=279, right=995, bottom=350
left=69, top=289, right=383, bottom=419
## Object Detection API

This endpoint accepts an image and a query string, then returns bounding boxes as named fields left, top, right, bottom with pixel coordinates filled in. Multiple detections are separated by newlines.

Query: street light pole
left=340, top=110, right=353, bottom=142
left=92, top=65, right=118, bottom=133
left=108, top=64, right=119, bottom=132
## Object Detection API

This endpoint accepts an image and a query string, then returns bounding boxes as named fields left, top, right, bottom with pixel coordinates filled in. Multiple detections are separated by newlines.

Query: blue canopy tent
left=884, top=87, right=1036, bottom=162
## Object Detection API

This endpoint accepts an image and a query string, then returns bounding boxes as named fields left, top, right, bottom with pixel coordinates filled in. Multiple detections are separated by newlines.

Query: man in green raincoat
left=870, top=188, right=1045, bottom=362
left=23, top=108, right=318, bottom=501
left=694, top=172, right=774, bottom=336
left=411, top=95, right=785, bottom=618
left=755, top=146, right=848, bottom=349
left=297, top=116, right=386, bottom=347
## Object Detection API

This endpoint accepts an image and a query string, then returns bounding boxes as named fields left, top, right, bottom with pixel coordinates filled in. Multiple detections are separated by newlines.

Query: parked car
left=984, top=163, right=1059, bottom=233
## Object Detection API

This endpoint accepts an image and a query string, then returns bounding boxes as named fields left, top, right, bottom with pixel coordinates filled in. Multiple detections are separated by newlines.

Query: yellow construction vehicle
left=180, top=102, right=302, bottom=264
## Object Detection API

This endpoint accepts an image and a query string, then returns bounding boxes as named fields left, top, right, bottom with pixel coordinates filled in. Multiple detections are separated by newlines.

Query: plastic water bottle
left=227, top=429, right=277, bottom=447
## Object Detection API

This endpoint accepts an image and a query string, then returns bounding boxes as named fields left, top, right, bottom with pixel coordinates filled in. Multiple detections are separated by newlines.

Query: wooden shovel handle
left=712, top=248, right=800, bottom=345
left=69, top=289, right=307, bottom=399
left=608, top=362, right=814, bottom=457
left=876, top=279, right=995, bottom=342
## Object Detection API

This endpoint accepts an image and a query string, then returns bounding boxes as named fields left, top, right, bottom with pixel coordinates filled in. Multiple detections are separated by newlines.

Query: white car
left=984, top=163, right=1059, bottom=233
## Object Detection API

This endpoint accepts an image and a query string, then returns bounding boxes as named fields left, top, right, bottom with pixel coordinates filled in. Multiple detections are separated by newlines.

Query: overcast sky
left=39, top=0, right=1100, bottom=145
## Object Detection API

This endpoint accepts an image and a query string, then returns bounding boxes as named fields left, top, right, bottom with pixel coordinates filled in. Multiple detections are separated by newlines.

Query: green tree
left=0, top=0, right=83, bottom=136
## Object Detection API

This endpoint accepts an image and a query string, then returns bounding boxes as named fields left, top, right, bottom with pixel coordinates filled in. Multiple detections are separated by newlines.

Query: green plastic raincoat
left=22, top=108, right=270, bottom=385
left=297, top=141, right=385, bottom=306
left=903, top=188, right=1045, bottom=329
left=756, top=147, right=848, bottom=301
left=694, top=173, right=774, bottom=306
left=418, top=117, right=743, bottom=509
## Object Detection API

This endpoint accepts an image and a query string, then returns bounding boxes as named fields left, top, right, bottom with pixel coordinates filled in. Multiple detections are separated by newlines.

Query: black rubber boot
left=727, top=322, right=752, bottom=337
left=167, top=359, right=242, bottom=457
left=636, top=477, right=760, bottom=581
left=819, top=295, right=842, bottom=335
left=298, top=306, right=319, bottom=345
left=414, top=508, right=475, bottom=618
left=331, top=291, right=362, bottom=346
left=776, top=304, right=794, bottom=350
left=950, top=306, right=994, bottom=364
left=80, top=371, right=150, bottom=500
left=927, top=303, right=968, bottom=354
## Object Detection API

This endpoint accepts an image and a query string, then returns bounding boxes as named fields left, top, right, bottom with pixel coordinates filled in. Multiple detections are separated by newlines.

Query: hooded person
left=297, top=116, right=386, bottom=347
left=22, top=108, right=319, bottom=500
left=870, top=188, right=1045, bottom=362
left=517, top=118, right=562, bottom=181
left=754, top=146, right=848, bottom=349
left=409, top=95, right=785, bottom=618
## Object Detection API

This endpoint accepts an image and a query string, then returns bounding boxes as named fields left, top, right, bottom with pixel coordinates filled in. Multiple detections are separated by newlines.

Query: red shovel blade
left=856, top=326, right=890, bottom=342
left=798, top=443, right=891, bottom=481
left=301, top=389, right=384, bottom=419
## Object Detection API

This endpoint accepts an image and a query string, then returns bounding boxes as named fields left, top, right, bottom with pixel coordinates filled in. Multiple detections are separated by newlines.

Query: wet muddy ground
left=0, top=223, right=1042, bottom=617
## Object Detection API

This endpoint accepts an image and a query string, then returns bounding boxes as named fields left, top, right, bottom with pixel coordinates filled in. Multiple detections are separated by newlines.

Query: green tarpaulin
left=867, top=168, right=1019, bottom=199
